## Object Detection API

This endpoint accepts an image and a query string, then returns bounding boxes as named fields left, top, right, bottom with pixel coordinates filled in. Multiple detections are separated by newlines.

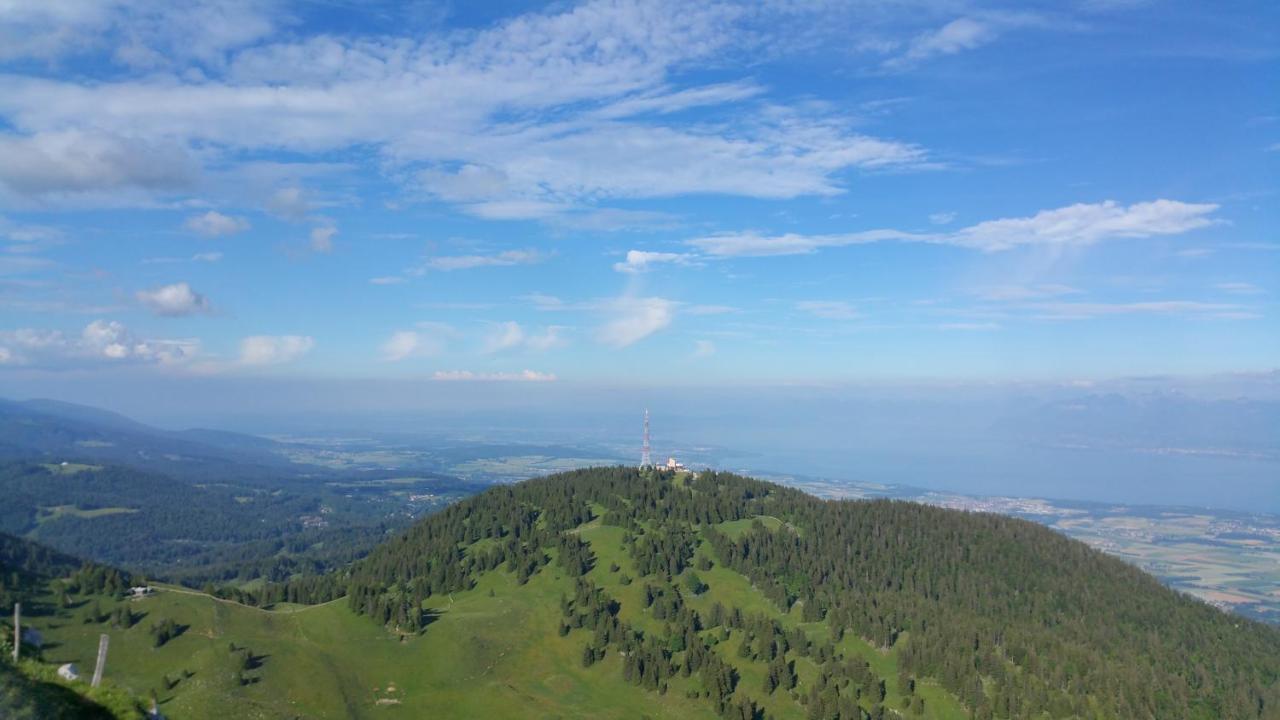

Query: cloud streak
left=688, top=199, right=1219, bottom=257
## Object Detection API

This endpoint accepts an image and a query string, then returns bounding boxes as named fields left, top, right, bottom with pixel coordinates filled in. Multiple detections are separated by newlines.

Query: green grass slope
left=29, top=515, right=967, bottom=719
left=22, top=467, right=1280, bottom=719
left=31, top=574, right=722, bottom=719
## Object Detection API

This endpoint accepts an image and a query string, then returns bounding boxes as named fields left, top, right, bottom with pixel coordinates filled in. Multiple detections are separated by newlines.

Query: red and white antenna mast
left=641, top=408, right=651, bottom=467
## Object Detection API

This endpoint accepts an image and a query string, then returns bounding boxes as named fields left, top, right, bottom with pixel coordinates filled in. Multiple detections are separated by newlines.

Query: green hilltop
left=8, top=467, right=1280, bottom=719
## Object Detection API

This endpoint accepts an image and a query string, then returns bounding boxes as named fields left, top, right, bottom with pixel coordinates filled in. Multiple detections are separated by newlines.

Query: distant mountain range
left=0, top=398, right=316, bottom=484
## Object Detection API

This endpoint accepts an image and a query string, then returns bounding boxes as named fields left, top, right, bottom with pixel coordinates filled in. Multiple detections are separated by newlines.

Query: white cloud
left=381, top=331, right=420, bottom=362
left=0, top=130, right=198, bottom=201
left=482, top=321, right=565, bottom=353
left=378, top=330, right=433, bottom=362
left=142, top=251, right=223, bottom=264
left=267, top=186, right=311, bottom=220
left=420, top=249, right=544, bottom=272
left=0, top=2, right=928, bottom=212
left=369, top=276, right=405, bottom=285
left=928, top=211, right=956, bottom=225
left=1214, top=282, right=1265, bottom=295
left=884, top=13, right=1047, bottom=71
left=888, top=17, right=999, bottom=69
left=432, top=369, right=556, bottom=382
left=1175, top=248, right=1213, bottom=258
left=1029, top=301, right=1249, bottom=320
left=686, top=304, right=737, bottom=316
left=974, top=284, right=1080, bottom=301
left=484, top=321, right=526, bottom=353
left=379, top=322, right=455, bottom=361
left=0, top=0, right=278, bottom=65
left=522, top=293, right=567, bottom=311
left=0, top=215, right=61, bottom=244
left=597, top=297, right=675, bottom=347
left=238, top=335, right=314, bottom=365
left=184, top=211, right=249, bottom=237
left=0, top=319, right=199, bottom=366
left=938, top=322, right=1001, bottom=331
left=309, top=225, right=337, bottom=253
left=693, top=339, right=716, bottom=357
left=687, top=200, right=1219, bottom=257
left=613, top=250, right=694, bottom=273
left=136, top=282, right=212, bottom=317
left=689, top=229, right=912, bottom=257
left=949, top=199, right=1219, bottom=252
left=796, top=300, right=858, bottom=320
left=526, top=326, right=566, bottom=351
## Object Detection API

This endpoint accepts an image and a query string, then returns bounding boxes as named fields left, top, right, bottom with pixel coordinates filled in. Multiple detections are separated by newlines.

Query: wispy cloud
left=418, top=249, right=545, bottom=272
left=1214, top=282, right=1265, bottom=295
left=597, top=297, right=675, bottom=347
left=883, top=13, right=1049, bottom=71
left=432, top=369, right=556, bottom=382
left=379, top=325, right=452, bottom=362
left=796, top=300, right=858, bottom=320
left=239, top=335, right=314, bottom=366
left=938, top=322, right=1001, bottom=331
left=483, top=321, right=526, bottom=353
left=184, top=210, right=249, bottom=237
left=309, top=225, right=337, bottom=253
left=688, top=199, right=1219, bottom=257
left=974, top=284, right=1080, bottom=301
left=143, top=252, right=222, bottom=265
left=0, top=2, right=930, bottom=212
left=613, top=250, right=695, bottom=274
left=1029, top=300, right=1252, bottom=320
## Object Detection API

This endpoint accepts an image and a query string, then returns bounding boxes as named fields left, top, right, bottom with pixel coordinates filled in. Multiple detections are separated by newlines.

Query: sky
left=0, top=0, right=1277, bottom=393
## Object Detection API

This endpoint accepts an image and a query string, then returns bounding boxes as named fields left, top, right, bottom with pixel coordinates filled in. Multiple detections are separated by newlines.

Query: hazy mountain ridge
left=0, top=398, right=317, bottom=484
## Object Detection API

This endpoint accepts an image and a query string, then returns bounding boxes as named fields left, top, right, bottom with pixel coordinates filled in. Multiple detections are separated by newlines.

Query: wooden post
left=11, top=602, right=18, bottom=662
left=91, top=633, right=109, bottom=687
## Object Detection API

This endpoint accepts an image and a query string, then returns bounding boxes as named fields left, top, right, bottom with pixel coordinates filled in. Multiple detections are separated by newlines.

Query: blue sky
left=0, top=0, right=1276, bottom=389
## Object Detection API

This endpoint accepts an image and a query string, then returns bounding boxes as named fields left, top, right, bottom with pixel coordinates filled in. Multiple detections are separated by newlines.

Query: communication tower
left=641, top=409, right=651, bottom=467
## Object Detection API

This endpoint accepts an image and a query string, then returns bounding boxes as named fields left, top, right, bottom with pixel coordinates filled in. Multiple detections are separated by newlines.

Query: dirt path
left=157, top=585, right=346, bottom=614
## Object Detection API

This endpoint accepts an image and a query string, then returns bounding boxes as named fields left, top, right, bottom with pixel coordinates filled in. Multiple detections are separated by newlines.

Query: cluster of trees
left=291, top=466, right=1280, bottom=719
left=0, top=461, right=412, bottom=589
left=148, top=618, right=181, bottom=648
left=0, top=531, right=132, bottom=614
left=563, top=576, right=762, bottom=719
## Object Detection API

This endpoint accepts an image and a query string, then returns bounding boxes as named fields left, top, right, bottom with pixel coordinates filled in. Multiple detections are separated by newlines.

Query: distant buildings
left=126, top=586, right=154, bottom=598
left=665, top=457, right=686, bottom=471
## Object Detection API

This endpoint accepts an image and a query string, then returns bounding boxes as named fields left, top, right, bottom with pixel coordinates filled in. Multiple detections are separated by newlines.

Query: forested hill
left=296, top=467, right=1279, bottom=720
